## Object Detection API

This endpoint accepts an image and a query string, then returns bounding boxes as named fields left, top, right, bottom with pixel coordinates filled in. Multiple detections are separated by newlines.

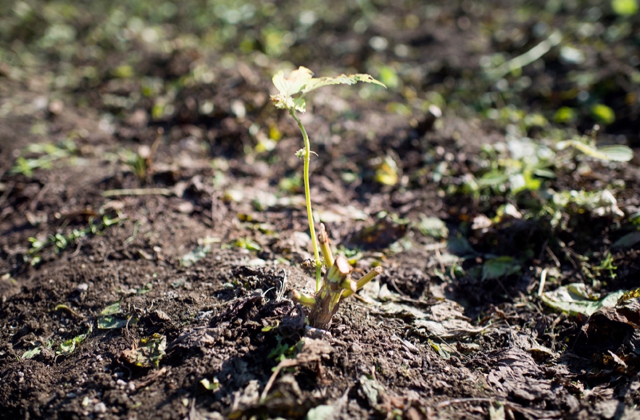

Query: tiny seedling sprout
left=270, top=66, right=386, bottom=328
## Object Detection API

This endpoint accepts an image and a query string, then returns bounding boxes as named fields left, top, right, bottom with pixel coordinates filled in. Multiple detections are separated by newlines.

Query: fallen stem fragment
left=487, top=30, right=562, bottom=80
left=102, top=188, right=175, bottom=197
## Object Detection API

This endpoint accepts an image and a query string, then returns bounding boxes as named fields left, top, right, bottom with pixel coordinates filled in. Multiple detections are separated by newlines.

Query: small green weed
left=595, top=252, right=617, bottom=279
left=268, top=336, right=304, bottom=366
left=26, top=213, right=124, bottom=266
left=11, top=140, right=77, bottom=177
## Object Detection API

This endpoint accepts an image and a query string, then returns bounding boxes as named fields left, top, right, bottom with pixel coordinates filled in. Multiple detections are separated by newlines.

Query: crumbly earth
left=1, top=1, right=640, bottom=419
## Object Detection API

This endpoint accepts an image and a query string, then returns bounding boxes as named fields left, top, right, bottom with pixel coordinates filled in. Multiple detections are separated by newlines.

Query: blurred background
left=1, top=0, right=639, bottom=161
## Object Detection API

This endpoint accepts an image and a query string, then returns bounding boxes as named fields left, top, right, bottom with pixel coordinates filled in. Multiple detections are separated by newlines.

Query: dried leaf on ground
left=486, top=348, right=563, bottom=403
left=413, top=300, right=485, bottom=339
left=121, top=334, right=167, bottom=368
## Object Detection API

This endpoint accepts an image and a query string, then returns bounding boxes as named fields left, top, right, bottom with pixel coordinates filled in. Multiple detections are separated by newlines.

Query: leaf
left=510, top=170, right=540, bottom=194
left=306, top=405, right=335, bottom=420
left=292, top=97, right=306, bottom=113
left=273, top=66, right=314, bottom=97
left=22, top=347, right=41, bottom=359
left=233, top=238, right=261, bottom=251
left=416, top=216, right=448, bottom=239
left=121, top=334, right=167, bottom=368
left=100, top=301, right=121, bottom=316
left=271, top=68, right=385, bottom=112
left=138, top=282, right=153, bottom=294
left=428, top=339, right=451, bottom=360
left=490, top=403, right=506, bottom=420
left=261, top=323, right=278, bottom=332
left=611, top=231, right=640, bottom=250
left=482, top=256, right=521, bottom=281
left=57, top=327, right=91, bottom=355
left=599, top=146, right=634, bottom=162
left=271, top=67, right=314, bottom=111
left=200, top=378, right=220, bottom=391
left=251, top=191, right=278, bottom=211
left=478, top=171, right=508, bottom=187
left=181, top=245, right=211, bottom=267
left=557, top=140, right=633, bottom=162
left=541, top=283, right=625, bottom=317
left=97, top=315, right=129, bottom=329
left=359, top=375, right=384, bottom=408
left=301, top=73, right=386, bottom=94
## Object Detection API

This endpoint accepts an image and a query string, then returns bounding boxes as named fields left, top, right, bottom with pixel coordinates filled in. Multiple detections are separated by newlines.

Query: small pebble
left=94, top=402, right=107, bottom=414
left=77, top=283, right=89, bottom=292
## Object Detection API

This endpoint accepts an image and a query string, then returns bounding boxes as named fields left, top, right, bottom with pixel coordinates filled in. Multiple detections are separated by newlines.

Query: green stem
left=290, top=109, right=322, bottom=292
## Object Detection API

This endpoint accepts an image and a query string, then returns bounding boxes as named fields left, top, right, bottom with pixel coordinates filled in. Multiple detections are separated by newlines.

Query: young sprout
left=270, top=66, right=386, bottom=293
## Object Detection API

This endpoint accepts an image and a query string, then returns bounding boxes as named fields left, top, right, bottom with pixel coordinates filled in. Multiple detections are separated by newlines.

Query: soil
left=2, top=1, right=640, bottom=419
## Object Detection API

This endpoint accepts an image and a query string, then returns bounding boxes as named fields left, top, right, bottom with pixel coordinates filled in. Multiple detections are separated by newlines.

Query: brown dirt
left=2, top=1, right=640, bottom=419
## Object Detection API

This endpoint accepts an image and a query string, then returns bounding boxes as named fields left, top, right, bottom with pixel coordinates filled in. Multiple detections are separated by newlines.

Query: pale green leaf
left=478, top=171, right=508, bottom=187
left=359, top=375, right=384, bottom=408
left=272, top=66, right=314, bottom=97
left=306, top=405, right=334, bottom=420
left=272, top=70, right=289, bottom=96
left=482, top=256, right=521, bottom=281
left=490, top=403, right=506, bottom=420
left=97, top=315, right=129, bottom=329
left=22, top=347, right=41, bottom=359
left=599, top=145, right=634, bottom=162
left=541, top=283, right=624, bottom=316
left=57, top=327, right=91, bottom=355
left=416, top=216, right=448, bottom=239
left=293, top=96, right=306, bottom=112
left=100, top=301, right=121, bottom=316
left=302, top=73, right=386, bottom=94
left=181, top=245, right=211, bottom=267
left=558, top=140, right=633, bottom=162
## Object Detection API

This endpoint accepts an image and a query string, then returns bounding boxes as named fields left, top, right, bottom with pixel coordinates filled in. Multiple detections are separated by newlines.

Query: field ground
left=1, top=1, right=640, bottom=419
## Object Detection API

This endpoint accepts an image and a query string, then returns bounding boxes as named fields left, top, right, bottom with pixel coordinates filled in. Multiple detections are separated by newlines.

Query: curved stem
left=289, top=109, right=322, bottom=292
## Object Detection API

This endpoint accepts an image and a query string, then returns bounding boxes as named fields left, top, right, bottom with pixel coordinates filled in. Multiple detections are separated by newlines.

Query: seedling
left=271, top=67, right=386, bottom=328
left=119, top=128, right=163, bottom=182
left=25, top=213, right=124, bottom=266
left=11, top=140, right=77, bottom=177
